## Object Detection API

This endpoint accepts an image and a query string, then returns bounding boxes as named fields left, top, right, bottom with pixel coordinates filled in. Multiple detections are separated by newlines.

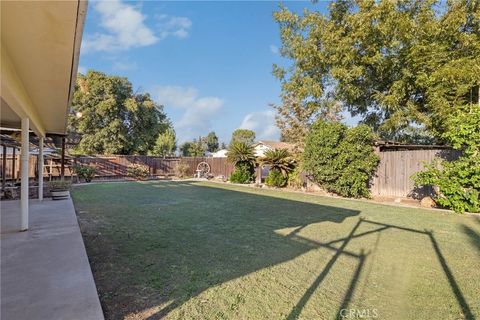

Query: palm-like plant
left=261, top=148, right=295, bottom=176
left=226, top=141, right=256, bottom=167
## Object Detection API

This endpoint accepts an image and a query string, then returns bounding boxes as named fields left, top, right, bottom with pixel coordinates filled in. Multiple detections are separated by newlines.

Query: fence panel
left=370, top=149, right=460, bottom=198
left=73, top=156, right=234, bottom=179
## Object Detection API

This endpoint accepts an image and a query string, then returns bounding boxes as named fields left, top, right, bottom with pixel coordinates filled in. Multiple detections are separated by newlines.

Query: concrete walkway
left=1, top=199, right=104, bottom=320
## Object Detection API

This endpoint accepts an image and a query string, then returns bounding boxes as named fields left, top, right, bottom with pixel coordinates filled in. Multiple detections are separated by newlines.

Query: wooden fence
left=74, top=156, right=235, bottom=178
left=370, top=149, right=460, bottom=198
left=1, top=149, right=460, bottom=198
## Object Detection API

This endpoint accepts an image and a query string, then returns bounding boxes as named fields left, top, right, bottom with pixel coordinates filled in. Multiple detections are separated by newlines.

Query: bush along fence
left=0, top=148, right=460, bottom=198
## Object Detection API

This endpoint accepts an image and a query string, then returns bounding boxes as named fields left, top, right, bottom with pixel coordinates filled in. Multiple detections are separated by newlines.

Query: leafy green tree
left=180, top=142, right=194, bottom=157
left=179, top=140, right=204, bottom=157
left=274, top=1, right=480, bottom=143
left=204, top=131, right=219, bottom=152
left=151, top=128, right=176, bottom=157
left=69, top=70, right=170, bottom=154
left=231, top=129, right=256, bottom=145
left=414, top=103, right=480, bottom=213
left=220, top=142, right=228, bottom=150
left=189, top=138, right=206, bottom=157
left=303, top=120, right=379, bottom=198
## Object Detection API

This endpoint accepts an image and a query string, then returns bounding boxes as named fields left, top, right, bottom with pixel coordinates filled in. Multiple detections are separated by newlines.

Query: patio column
left=2, top=145, right=6, bottom=191
left=38, top=137, right=44, bottom=201
left=21, top=117, right=29, bottom=231
left=61, top=137, right=65, bottom=179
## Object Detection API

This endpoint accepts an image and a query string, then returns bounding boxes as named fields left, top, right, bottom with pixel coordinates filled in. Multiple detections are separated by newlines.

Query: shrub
left=413, top=158, right=479, bottom=213
left=175, top=161, right=190, bottom=178
left=226, top=141, right=256, bottom=168
left=303, top=120, right=379, bottom=198
left=229, top=163, right=255, bottom=184
left=413, top=104, right=480, bottom=213
left=260, top=148, right=295, bottom=176
left=265, top=169, right=288, bottom=187
left=288, top=166, right=304, bottom=189
left=48, top=179, right=72, bottom=191
left=227, top=141, right=257, bottom=184
left=127, top=164, right=149, bottom=180
left=74, top=164, right=96, bottom=182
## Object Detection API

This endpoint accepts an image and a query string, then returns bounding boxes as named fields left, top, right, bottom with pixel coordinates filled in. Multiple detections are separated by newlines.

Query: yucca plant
left=261, top=148, right=295, bottom=177
left=226, top=141, right=256, bottom=168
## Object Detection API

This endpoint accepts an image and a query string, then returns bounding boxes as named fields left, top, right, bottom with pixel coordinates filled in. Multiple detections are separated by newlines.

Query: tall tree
left=69, top=70, right=170, bottom=154
left=204, top=131, right=219, bottom=152
left=179, top=139, right=205, bottom=157
left=274, top=0, right=480, bottom=143
left=189, top=138, right=206, bottom=157
left=231, top=129, right=256, bottom=145
left=151, top=128, right=176, bottom=157
left=180, top=142, right=194, bottom=156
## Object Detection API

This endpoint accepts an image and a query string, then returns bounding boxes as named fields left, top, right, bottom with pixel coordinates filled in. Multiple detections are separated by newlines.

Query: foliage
left=180, top=139, right=205, bottom=157
left=303, top=120, right=379, bottom=198
left=151, top=128, right=176, bottom=157
left=226, top=141, right=256, bottom=168
left=48, top=179, right=72, bottom=191
left=73, top=164, right=96, bottom=182
left=69, top=70, right=171, bottom=155
left=414, top=159, right=479, bottom=213
left=190, top=139, right=206, bottom=157
left=288, top=166, right=304, bottom=189
left=265, top=169, right=288, bottom=187
left=229, top=163, right=255, bottom=184
left=273, top=94, right=343, bottom=146
left=273, top=1, right=480, bottom=143
left=127, top=164, right=149, bottom=180
left=204, top=131, right=219, bottom=152
left=413, top=104, right=480, bottom=213
left=260, top=148, right=295, bottom=177
left=231, top=129, right=256, bottom=145
left=180, top=142, right=194, bottom=156
left=175, top=161, right=190, bottom=178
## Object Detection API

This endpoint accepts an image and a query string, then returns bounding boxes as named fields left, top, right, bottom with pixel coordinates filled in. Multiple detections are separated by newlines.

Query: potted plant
left=48, top=180, right=72, bottom=200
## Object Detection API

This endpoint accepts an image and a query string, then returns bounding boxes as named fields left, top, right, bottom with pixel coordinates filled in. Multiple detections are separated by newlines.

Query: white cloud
left=239, top=110, right=280, bottom=141
left=82, top=0, right=157, bottom=53
left=82, top=0, right=192, bottom=53
left=156, top=15, right=192, bottom=40
left=153, top=86, right=224, bottom=142
left=270, top=44, right=279, bottom=55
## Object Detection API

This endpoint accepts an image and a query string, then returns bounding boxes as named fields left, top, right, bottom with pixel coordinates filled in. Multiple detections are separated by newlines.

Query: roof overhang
left=1, top=0, right=88, bottom=137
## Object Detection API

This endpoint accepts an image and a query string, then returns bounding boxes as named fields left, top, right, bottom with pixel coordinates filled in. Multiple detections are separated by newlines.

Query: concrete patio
left=1, top=198, right=104, bottom=320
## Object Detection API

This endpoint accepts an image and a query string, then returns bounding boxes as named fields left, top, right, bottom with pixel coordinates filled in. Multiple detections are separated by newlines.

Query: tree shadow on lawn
left=77, top=181, right=475, bottom=320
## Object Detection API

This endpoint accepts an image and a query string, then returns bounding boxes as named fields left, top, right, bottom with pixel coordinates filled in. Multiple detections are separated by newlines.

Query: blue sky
left=79, top=0, right=330, bottom=144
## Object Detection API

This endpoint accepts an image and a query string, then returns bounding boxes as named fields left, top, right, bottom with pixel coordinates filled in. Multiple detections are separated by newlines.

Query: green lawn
left=72, top=181, right=480, bottom=320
